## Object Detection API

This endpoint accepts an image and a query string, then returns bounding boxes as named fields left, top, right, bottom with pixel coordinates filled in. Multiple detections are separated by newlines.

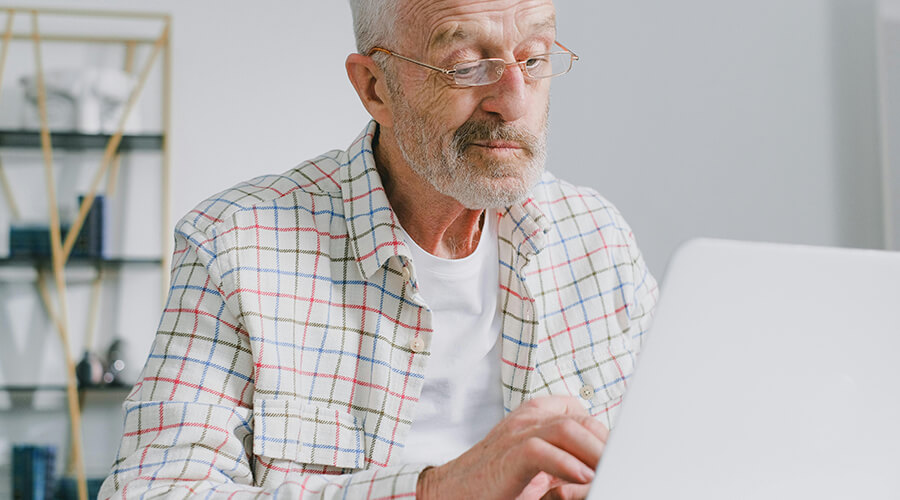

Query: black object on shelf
left=0, top=129, right=163, bottom=151
left=75, top=351, right=105, bottom=388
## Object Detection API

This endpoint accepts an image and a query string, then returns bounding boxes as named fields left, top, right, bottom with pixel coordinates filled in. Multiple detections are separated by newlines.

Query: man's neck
left=374, top=126, right=485, bottom=260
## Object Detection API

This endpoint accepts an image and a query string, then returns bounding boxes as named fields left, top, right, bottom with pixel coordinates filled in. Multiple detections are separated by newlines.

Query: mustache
left=450, top=120, right=542, bottom=157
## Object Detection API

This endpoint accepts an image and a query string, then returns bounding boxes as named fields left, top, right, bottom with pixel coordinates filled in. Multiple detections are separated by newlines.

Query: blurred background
left=0, top=0, right=897, bottom=496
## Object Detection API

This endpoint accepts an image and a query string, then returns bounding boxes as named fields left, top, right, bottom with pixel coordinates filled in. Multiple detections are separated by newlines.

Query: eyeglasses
left=367, top=41, right=579, bottom=88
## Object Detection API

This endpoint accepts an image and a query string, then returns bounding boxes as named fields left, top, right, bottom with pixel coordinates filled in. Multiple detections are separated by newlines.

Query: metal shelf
left=0, top=385, right=133, bottom=409
left=0, top=385, right=131, bottom=393
left=0, top=130, right=164, bottom=151
left=0, top=256, right=163, bottom=268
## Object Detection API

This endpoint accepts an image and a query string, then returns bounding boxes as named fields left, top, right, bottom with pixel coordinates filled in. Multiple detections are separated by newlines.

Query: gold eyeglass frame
left=367, top=40, right=580, bottom=87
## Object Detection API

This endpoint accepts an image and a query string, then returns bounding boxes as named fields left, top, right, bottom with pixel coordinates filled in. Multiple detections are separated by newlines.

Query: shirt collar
left=341, top=120, right=552, bottom=280
left=501, top=196, right=551, bottom=260
left=340, top=121, right=412, bottom=280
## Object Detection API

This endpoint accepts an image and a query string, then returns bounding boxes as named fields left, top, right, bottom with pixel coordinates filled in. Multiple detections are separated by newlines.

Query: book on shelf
left=11, top=445, right=57, bottom=500
left=8, top=195, right=105, bottom=260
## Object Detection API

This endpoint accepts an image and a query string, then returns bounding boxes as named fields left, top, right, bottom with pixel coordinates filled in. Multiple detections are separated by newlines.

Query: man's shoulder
left=531, top=171, right=626, bottom=225
left=178, top=149, right=349, bottom=235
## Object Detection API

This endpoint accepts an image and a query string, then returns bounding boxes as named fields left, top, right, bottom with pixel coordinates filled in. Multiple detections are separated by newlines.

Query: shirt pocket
left=535, top=333, right=636, bottom=428
left=253, top=399, right=366, bottom=470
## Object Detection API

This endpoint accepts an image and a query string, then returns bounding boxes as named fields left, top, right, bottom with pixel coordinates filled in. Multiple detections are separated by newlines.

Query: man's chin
left=466, top=150, right=532, bottom=173
left=468, top=144, right=531, bottom=162
left=446, top=175, right=539, bottom=210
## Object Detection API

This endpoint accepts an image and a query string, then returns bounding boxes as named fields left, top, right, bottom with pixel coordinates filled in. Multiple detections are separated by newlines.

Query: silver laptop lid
left=589, top=239, right=900, bottom=499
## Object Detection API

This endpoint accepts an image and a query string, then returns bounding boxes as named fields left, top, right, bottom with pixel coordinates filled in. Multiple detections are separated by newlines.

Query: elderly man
left=99, top=0, right=657, bottom=498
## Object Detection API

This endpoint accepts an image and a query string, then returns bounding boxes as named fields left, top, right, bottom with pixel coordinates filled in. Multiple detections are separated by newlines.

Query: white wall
left=552, top=0, right=883, bottom=276
left=0, top=0, right=886, bottom=476
left=15, top=0, right=884, bottom=276
left=879, top=0, right=900, bottom=249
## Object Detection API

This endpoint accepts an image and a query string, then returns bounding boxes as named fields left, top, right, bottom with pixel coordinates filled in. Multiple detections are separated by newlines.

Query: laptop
left=588, top=238, right=900, bottom=499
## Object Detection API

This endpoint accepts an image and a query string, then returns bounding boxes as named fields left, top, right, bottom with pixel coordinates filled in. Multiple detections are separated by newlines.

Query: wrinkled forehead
left=394, top=0, right=557, bottom=53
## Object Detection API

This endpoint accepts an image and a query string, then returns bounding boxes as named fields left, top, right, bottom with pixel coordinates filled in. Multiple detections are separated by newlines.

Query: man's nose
left=479, top=62, right=530, bottom=122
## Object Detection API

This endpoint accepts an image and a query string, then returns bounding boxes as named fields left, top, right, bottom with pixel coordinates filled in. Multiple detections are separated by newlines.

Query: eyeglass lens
left=453, top=52, right=574, bottom=86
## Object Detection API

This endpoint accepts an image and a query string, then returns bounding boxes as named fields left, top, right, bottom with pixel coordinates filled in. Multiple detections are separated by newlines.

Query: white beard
left=389, top=85, right=548, bottom=209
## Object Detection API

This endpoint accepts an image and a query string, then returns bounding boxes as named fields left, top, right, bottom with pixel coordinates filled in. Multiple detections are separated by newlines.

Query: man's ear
left=346, top=53, right=394, bottom=128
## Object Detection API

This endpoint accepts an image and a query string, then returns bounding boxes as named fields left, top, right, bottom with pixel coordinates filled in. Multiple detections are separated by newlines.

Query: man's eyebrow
left=529, top=15, right=557, bottom=37
left=430, top=25, right=468, bottom=50
left=429, top=15, right=557, bottom=50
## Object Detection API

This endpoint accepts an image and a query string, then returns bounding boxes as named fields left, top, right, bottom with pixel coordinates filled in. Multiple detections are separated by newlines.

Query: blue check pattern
left=99, top=121, right=658, bottom=499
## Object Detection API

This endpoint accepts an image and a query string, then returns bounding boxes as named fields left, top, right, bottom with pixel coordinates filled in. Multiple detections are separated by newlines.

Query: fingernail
left=581, top=465, right=595, bottom=482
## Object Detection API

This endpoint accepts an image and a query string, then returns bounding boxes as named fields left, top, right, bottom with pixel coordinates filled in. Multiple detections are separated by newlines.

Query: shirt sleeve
left=98, top=217, right=427, bottom=500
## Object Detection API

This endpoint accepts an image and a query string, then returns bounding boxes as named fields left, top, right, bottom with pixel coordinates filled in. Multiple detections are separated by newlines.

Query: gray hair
left=348, top=0, right=400, bottom=55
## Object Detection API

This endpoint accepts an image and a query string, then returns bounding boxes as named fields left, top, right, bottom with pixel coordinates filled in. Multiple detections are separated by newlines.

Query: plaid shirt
left=100, top=121, right=658, bottom=499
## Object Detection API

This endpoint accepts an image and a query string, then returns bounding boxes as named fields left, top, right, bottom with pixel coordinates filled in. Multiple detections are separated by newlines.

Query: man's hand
left=415, top=396, right=609, bottom=500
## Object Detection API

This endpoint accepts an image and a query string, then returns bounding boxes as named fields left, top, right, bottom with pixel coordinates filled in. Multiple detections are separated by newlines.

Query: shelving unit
left=0, top=7, right=171, bottom=500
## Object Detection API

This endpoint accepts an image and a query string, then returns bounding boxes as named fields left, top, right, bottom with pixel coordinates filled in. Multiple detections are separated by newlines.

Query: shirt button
left=409, top=337, right=425, bottom=353
left=524, top=308, right=533, bottom=321
left=579, top=384, right=594, bottom=400
left=401, top=266, right=411, bottom=283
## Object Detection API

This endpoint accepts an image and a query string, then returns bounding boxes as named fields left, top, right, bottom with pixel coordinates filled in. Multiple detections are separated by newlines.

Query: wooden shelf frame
left=0, top=8, right=171, bottom=500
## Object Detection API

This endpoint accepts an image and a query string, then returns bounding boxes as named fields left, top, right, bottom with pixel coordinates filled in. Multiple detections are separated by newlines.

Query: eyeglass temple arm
left=554, top=40, right=579, bottom=60
left=367, top=47, right=456, bottom=75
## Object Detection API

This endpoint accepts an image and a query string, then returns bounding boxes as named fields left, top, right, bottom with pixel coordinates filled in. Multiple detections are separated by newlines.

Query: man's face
left=385, top=0, right=556, bottom=209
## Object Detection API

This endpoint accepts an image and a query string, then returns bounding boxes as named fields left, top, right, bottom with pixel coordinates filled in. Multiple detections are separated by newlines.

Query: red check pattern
left=99, top=121, right=658, bottom=499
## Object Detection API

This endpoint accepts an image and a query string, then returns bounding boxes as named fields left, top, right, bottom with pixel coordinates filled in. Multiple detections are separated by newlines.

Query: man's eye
left=454, top=59, right=485, bottom=74
left=525, top=56, right=549, bottom=70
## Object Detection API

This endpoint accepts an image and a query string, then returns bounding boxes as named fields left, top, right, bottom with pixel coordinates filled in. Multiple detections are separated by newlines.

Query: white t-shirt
left=398, top=211, right=505, bottom=465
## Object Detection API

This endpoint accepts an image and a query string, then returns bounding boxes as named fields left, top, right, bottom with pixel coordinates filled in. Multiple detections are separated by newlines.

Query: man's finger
left=538, top=417, right=606, bottom=470
left=521, top=395, right=592, bottom=417
left=541, top=482, right=593, bottom=500
left=576, top=414, right=610, bottom=443
left=516, top=437, right=596, bottom=486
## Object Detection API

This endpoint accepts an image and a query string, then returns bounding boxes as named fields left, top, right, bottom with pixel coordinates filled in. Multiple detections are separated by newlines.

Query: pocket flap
left=253, top=399, right=366, bottom=470
left=537, top=333, right=636, bottom=405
